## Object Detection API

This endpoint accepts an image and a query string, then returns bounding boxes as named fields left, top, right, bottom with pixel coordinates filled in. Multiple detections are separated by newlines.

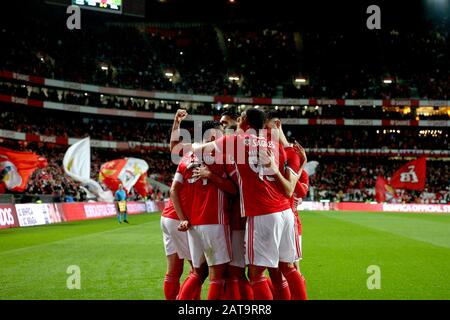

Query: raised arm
left=170, top=109, right=188, bottom=153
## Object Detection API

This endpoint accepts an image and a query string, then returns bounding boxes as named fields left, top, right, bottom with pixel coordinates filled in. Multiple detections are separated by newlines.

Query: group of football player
left=161, top=107, right=309, bottom=300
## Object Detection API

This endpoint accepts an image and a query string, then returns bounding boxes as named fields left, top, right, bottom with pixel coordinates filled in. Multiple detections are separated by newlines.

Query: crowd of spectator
left=309, top=158, right=450, bottom=204
left=1, top=81, right=448, bottom=121
left=1, top=138, right=448, bottom=204
left=1, top=12, right=449, bottom=100
left=0, top=104, right=448, bottom=151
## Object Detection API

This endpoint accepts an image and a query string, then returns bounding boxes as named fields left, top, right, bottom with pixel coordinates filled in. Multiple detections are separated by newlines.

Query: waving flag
left=0, top=147, right=47, bottom=192
left=134, top=173, right=153, bottom=198
left=63, top=138, right=113, bottom=202
left=375, top=176, right=398, bottom=203
left=99, top=158, right=149, bottom=194
left=304, top=161, right=319, bottom=176
left=390, top=157, right=427, bottom=191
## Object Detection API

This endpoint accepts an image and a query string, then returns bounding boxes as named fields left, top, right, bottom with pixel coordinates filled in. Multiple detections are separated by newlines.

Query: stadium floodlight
left=179, top=51, right=183, bottom=55
left=295, top=77, right=307, bottom=83
left=275, top=106, right=279, bottom=110
left=383, top=79, right=393, bottom=84
left=165, top=72, right=174, bottom=77
left=228, top=76, right=240, bottom=81
left=101, top=66, right=108, bottom=71
left=291, top=106, right=295, bottom=110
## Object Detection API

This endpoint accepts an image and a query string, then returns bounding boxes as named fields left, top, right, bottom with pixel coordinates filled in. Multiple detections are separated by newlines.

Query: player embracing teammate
left=161, top=108, right=309, bottom=300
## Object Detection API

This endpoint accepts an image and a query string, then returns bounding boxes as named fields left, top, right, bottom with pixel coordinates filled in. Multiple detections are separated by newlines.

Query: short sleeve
left=285, top=147, right=301, bottom=175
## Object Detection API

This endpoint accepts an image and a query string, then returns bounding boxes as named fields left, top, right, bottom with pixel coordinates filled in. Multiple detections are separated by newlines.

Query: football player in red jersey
left=175, top=121, right=238, bottom=300
left=220, top=115, right=254, bottom=300
left=264, top=113, right=308, bottom=300
left=184, top=108, right=298, bottom=300
left=160, top=158, right=195, bottom=300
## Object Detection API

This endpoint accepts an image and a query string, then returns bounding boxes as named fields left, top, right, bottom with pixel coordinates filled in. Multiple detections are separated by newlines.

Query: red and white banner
left=2, top=93, right=449, bottom=128
left=2, top=70, right=449, bottom=108
left=126, top=201, right=147, bottom=215
left=0, top=204, right=19, bottom=229
left=390, top=157, right=427, bottom=190
left=15, top=203, right=63, bottom=227
left=299, top=201, right=450, bottom=213
left=382, top=204, right=450, bottom=213
left=60, top=202, right=118, bottom=221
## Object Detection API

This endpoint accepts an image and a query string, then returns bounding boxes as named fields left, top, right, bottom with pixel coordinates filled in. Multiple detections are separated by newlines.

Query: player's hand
left=192, top=165, right=211, bottom=179
left=293, top=141, right=307, bottom=167
left=175, top=109, right=188, bottom=123
left=260, top=149, right=279, bottom=175
left=178, top=220, right=190, bottom=232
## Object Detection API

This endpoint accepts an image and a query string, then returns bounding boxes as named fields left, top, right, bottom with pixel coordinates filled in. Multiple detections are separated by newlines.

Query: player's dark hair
left=266, top=110, right=281, bottom=121
left=201, top=120, right=222, bottom=136
left=221, top=110, right=238, bottom=120
left=245, top=108, right=266, bottom=130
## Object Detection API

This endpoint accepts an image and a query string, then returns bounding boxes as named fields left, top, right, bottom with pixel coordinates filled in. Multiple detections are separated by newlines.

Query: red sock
left=163, top=274, right=180, bottom=300
left=195, top=285, right=202, bottom=300
left=251, top=277, right=273, bottom=300
left=266, top=277, right=276, bottom=297
left=177, top=273, right=202, bottom=300
left=276, top=279, right=291, bottom=300
left=238, top=278, right=254, bottom=300
left=284, top=269, right=308, bottom=300
left=224, top=278, right=241, bottom=300
left=207, top=280, right=225, bottom=300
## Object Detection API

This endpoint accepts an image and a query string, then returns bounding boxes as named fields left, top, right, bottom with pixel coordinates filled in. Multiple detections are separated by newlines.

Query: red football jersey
left=284, top=146, right=301, bottom=175
left=213, top=133, right=291, bottom=217
left=161, top=153, right=197, bottom=220
left=291, top=170, right=309, bottom=234
left=189, top=160, right=230, bottom=226
left=225, top=161, right=246, bottom=230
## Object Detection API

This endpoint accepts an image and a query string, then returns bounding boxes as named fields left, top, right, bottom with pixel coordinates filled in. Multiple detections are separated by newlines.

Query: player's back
left=217, top=133, right=291, bottom=217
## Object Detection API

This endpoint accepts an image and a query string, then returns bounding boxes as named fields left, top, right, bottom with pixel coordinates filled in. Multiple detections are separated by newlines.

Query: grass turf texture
left=0, top=211, right=449, bottom=300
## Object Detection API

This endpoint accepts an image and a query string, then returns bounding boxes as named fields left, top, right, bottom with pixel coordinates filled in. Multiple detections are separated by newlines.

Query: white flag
left=63, top=137, right=113, bottom=202
left=304, top=161, right=319, bottom=176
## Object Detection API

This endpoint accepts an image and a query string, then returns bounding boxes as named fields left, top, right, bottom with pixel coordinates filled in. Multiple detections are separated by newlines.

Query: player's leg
left=199, top=224, right=232, bottom=300
left=164, top=253, right=184, bottom=300
left=177, top=226, right=206, bottom=300
left=207, top=263, right=228, bottom=300
left=279, top=209, right=307, bottom=300
left=245, top=214, right=284, bottom=300
left=268, top=267, right=291, bottom=300
left=226, top=229, right=250, bottom=300
left=161, top=217, right=185, bottom=300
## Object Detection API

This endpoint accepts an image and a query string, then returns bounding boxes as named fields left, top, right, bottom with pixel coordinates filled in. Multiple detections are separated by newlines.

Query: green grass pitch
left=1, top=211, right=449, bottom=300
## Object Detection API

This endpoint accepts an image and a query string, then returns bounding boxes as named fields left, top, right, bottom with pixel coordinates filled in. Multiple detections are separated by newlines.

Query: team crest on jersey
left=243, top=137, right=250, bottom=146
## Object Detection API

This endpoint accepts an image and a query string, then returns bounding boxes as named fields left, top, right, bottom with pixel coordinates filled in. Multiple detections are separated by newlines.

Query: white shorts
left=245, top=209, right=297, bottom=268
left=230, top=230, right=246, bottom=268
left=160, top=216, right=191, bottom=260
left=187, top=224, right=232, bottom=268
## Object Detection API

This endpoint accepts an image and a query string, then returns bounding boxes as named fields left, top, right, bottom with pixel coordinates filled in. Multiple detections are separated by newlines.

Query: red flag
left=375, top=176, right=398, bottom=203
left=390, top=157, right=427, bottom=190
left=134, top=173, right=153, bottom=198
left=0, top=147, right=47, bottom=192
